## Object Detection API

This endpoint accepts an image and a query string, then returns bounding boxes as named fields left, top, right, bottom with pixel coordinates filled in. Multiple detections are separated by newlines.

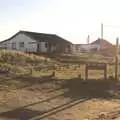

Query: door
left=37, top=44, right=40, bottom=52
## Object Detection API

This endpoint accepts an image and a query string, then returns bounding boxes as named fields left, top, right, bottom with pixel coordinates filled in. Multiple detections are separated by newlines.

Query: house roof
left=91, top=38, right=113, bottom=49
left=74, top=44, right=89, bottom=45
left=0, top=30, right=72, bottom=44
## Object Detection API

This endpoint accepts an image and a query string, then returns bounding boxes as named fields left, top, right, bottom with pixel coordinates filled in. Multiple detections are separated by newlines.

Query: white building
left=0, top=30, right=73, bottom=53
left=73, top=38, right=113, bottom=53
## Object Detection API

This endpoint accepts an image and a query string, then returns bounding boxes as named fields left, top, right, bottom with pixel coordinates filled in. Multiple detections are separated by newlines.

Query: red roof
left=91, top=38, right=113, bottom=50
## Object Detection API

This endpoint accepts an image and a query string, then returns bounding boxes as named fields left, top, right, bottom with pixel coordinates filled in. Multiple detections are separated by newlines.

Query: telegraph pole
left=101, top=23, right=103, bottom=39
left=115, top=37, right=119, bottom=80
left=87, top=35, right=90, bottom=44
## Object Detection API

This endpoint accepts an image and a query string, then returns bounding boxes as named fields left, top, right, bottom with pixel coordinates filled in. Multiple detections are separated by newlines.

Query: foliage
left=0, top=50, right=53, bottom=75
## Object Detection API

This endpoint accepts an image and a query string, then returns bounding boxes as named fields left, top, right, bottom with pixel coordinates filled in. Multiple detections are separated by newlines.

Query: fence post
left=85, top=64, right=88, bottom=80
left=115, top=37, right=119, bottom=81
left=104, top=64, right=107, bottom=80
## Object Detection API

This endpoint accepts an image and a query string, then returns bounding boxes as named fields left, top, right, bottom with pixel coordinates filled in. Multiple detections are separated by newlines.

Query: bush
left=0, top=50, right=51, bottom=65
left=0, top=50, right=56, bottom=75
left=0, top=63, right=12, bottom=73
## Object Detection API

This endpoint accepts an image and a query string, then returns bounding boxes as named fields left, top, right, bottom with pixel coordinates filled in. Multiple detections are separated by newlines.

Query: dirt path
left=91, top=107, right=120, bottom=120
left=0, top=79, right=119, bottom=120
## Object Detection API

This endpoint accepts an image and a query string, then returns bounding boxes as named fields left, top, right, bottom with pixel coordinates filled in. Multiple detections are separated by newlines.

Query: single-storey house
left=73, top=44, right=100, bottom=53
left=91, top=38, right=113, bottom=50
left=0, top=30, right=73, bottom=53
left=73, top=38, right=113, bottom=53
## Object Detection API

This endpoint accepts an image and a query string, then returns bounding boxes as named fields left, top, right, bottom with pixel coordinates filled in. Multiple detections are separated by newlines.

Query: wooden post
left=104, top=64, right=107, bottom=80
left=85, top=65, right=88, bottom=80
left=115, top=37, right=119, bottom=80
left=101, top=23, right=103, bottom=39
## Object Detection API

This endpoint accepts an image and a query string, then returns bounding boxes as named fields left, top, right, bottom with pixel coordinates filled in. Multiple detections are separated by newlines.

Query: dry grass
left=0, top=50, right=117, bottom=79
left=0, top=50, right=56, bottom=75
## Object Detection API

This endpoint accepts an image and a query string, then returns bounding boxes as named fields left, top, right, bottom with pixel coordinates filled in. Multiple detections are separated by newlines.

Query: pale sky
left=1, top=0, right=120, bottom=44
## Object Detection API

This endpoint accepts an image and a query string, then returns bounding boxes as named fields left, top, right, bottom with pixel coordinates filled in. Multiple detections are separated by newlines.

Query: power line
left=104, top=24, right=120, bottom=29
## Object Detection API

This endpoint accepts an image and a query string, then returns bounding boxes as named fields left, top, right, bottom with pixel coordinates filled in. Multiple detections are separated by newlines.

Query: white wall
left=0, top=33, right=49, bottom=53
left=1, top=33, right=37, bottom=52
left=73, top=44, right=100, bottom=53
left=0, top=42, right=7, bottom=48
left=80, top=44, right=100, bottom=51
left=39, top=42, right=48, bottom=52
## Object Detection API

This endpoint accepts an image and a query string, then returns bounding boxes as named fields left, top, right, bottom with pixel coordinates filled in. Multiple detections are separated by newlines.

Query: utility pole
left=101, top=23, right=103, bottom=39
left=115, top=37, right=119, bottom=80
left=87, top=35, right=90, bottom=44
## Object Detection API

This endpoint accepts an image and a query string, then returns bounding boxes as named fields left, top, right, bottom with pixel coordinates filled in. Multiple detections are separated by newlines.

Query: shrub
left=0, top=50, right=51, bottom=65
left=0, top=63, right=12, bottom=73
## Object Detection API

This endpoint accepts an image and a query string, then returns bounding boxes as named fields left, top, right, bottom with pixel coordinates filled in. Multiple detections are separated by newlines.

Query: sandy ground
left=0, top=76, right=119, bottom=120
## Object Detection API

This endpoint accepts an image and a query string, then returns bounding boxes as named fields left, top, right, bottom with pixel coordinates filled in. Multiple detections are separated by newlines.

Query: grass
left=46, top=52, right=114, bottom=63
left=0, top=50, right=57, bottom=75
left=0, top=50, right=118, bottom=80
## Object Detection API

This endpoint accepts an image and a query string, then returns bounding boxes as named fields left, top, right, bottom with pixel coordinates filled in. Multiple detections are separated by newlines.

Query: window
left=19, top=42, right=24, bottom=47
left=45, top=43, right=48, bottom=48
left=12, top=42, right=16, bottom=49
left=68, top=44, right=70, bottom=48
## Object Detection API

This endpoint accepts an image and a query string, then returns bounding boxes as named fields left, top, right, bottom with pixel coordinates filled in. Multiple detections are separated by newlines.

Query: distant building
left=73, top=38, right=113, bottom=53
left=91, top=38, right=113, bottom=50
left=0, top=30, right=73, bottom=53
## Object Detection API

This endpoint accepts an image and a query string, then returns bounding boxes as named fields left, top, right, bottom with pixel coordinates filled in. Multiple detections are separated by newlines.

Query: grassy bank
left=0, top=50, right=118, bottom=80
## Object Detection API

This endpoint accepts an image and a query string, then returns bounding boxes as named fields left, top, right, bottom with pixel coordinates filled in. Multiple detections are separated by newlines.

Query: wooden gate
left=85, top=63, right=107, bottom=80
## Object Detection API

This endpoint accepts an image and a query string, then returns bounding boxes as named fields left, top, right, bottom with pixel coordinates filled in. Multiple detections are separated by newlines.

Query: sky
left=1, top=0, right=120, bottom=44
